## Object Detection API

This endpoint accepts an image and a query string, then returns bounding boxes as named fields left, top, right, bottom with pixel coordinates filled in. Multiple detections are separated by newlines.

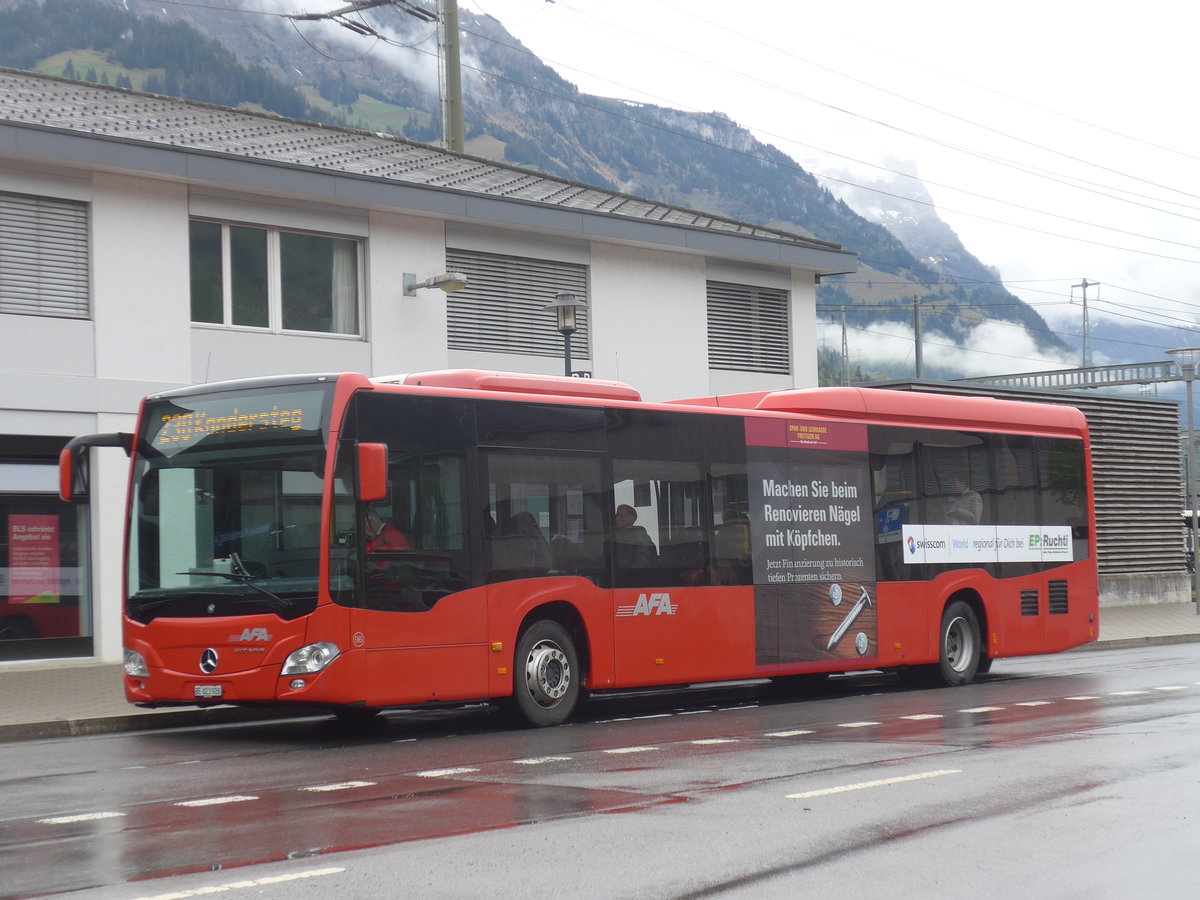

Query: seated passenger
left=493, top=511, right=552, bottom=571
left=613, top=504, right=656, bottom=567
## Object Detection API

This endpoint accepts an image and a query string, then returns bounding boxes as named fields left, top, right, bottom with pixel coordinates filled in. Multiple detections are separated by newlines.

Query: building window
left=0, top=192, right=89, bottom=319
left=707, top=280, right=790, bottom=375
left=189, top=220, right=361, bottom=335
left=445, top=248, right=589, bottom=360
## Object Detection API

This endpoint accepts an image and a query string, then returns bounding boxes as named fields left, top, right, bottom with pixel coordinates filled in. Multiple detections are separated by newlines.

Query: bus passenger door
left=352, top=451, right=490, bottom=707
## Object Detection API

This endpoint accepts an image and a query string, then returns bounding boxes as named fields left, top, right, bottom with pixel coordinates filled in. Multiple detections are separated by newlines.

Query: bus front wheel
left=938, top=601, right=981, bottom=686
left=511, top=620, right=580, bottom=727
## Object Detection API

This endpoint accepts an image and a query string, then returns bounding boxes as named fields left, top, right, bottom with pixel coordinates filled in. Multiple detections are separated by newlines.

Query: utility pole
left=287, top=1, right=462, bottom=150
left=1074, top=278, right=1095, bottom=369
left=439, top=0, right=465, bottom=152
left=913, top=297, right=924, bottom=379
left=839, top=305, right=849, bottom=386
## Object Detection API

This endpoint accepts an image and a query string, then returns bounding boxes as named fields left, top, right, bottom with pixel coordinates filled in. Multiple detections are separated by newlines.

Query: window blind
left=446, top=248, right=589, bottom=359
left=706, top=280, right=790, bottom=375
left=0, top=192, right=89, bottom=318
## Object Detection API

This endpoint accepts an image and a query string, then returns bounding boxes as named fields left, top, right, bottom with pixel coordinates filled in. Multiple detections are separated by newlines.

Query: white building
left=0, top=69, right=856, bottom=663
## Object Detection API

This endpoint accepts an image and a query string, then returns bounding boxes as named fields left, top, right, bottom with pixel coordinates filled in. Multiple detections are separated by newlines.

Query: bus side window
left=709, top=464, right=751, bottom=586
left=611, top=460, right=709, bottom=588
left=483, top=450, right=606, bottom=585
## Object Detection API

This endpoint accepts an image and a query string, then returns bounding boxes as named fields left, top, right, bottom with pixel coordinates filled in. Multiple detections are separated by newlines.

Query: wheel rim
left=944, top=615, right=975, bottom=673
left=524, top=640, right=571, bottom=708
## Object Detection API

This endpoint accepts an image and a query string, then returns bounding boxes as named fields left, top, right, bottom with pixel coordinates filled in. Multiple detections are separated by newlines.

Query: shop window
left=0, top=460, right=91, bottom=660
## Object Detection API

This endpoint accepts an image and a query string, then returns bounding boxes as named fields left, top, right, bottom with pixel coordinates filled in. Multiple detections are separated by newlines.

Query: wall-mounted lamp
left=544, top=292, right=589, bottom=376
left=403, top=271, right=469, bottom=297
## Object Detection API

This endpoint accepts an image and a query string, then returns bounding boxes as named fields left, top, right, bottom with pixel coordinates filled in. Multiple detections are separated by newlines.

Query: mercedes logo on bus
left=199, top=648, right=219, bottom=674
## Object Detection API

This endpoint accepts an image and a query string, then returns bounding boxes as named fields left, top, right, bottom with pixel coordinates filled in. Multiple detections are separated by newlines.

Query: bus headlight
left=124, top=648, right=149, bottom=678
left=281, top=642, right=341, bottom=675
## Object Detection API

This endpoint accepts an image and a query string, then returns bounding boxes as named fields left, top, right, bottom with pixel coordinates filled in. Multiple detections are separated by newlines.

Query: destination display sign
left=144, top=387, right=330, bottom=456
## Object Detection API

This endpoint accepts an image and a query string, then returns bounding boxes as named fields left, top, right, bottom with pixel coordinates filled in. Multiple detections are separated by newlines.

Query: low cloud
left=819, top=317, right=1088, bottom=380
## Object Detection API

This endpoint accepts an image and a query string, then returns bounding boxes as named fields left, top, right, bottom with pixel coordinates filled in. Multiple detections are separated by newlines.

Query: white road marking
left=632, top=713, right=673, bottom=720
left=414, top=767, right=479, bottom=778
left=787, top=769, right=961, bottom=800
left=1015, top=701, right=1053, bottom=707
left=38, top=811, right=125, bottom=824
left=690, top=738, right=739, bottom=745
left=1110, top=690, right=1149, bottom=696
left=1064, top=696, right=1100, bottom=701
left=837, top=721, right=881, bottom=729
left=175, top=795, right=259, bottom=807
left=514, top=756, right=573, bottom=765
left=960, top=706, right=1005, bottom=713
left=604, top=746, right=659, bottom=754
left=1155, top=685, right=1187, bottom=691
left=900, top=714, right=943, bottom=720
left=300, top=781, right=377, bottom=792
left=765, top=729, right=814, bottom=737
left=129, top=867, right=345, bottom=900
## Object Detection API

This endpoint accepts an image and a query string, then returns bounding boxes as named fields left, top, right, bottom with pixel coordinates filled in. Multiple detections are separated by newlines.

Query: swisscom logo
left=907, top=536, right=946, bottom=555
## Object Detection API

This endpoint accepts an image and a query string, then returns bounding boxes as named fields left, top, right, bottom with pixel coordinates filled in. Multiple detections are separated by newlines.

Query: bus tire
left=511, top=620, right=579, bottom=727
left=938, top=600, right=981, bottom=686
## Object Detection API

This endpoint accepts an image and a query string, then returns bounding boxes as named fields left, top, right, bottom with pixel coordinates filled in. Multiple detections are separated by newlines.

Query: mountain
left=0, top=0, right=1077, bottom=380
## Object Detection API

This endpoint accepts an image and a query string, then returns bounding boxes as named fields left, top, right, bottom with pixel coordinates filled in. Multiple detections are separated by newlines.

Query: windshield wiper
left=178, top=553, right=293, bottom=610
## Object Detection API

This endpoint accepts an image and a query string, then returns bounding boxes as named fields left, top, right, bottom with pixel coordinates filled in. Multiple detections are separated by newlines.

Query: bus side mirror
left=59, top=433, right=133, bottom=501
left=357, top=443, right=389, bottom=503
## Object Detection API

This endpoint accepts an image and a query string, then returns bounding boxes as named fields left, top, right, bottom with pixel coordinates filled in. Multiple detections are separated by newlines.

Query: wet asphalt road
left=4, top=642, right=1200, bottom=899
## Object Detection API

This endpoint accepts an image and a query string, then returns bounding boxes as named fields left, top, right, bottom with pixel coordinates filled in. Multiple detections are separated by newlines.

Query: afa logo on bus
left=616, top=593, right=676, bottom=617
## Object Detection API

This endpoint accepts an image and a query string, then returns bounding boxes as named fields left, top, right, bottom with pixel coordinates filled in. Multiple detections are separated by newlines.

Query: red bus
left=61, top=370, right=1098, bottom=726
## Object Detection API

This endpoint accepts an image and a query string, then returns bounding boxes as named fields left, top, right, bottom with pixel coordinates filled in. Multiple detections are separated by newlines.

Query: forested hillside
left=0, top=0, right=327, bottom=121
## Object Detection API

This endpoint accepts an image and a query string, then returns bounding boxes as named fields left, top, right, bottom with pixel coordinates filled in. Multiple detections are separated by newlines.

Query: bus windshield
left=126, top=382, right=335, bottom=622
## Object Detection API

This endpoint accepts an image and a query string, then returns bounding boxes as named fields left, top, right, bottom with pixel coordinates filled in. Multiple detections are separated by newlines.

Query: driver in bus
left=365, top=506, right=410, bottom=552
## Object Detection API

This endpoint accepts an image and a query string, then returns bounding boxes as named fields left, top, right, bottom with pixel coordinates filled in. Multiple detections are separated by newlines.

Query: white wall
left=368, top=210, right=451, bottom=376
left=588, top=242, right=708, bottom=400
left=92, top=174, right=192, bottom=386
left=790, top=269, right=819, bottom=384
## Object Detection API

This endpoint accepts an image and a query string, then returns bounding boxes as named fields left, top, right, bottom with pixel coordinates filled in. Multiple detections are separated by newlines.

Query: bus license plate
left=194, top=684, right=224, bottom=699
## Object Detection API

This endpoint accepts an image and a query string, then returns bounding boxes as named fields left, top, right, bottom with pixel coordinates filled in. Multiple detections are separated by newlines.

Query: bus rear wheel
left=511, top=620, right=580, bottom=727
left=938, top=600, right=981, bottom=686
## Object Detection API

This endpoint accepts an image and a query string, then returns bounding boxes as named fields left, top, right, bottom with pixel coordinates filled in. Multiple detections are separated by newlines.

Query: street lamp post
left=544, top=293, right=588, bottom=377
left=1167, top=347, right=1200, bottom=613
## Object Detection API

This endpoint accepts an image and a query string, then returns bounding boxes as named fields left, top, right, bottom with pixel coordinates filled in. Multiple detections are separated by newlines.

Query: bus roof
left=168, top=370, right=1085, bottom=438
left=374, top=369, right=643, bottom=403
left=671, top=385, right=1089, bottom=435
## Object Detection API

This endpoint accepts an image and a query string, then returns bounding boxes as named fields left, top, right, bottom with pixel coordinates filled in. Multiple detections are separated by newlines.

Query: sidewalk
left=3, top=602, right=1199, bottom=743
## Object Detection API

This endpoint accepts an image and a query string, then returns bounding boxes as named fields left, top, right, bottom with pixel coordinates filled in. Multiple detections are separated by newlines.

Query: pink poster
left=8, top=515, right=60, bottom=604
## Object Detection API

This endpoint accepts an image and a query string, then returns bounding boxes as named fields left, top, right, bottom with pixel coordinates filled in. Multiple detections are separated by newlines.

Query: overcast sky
left=445, top=0, right=1200, bottom=365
